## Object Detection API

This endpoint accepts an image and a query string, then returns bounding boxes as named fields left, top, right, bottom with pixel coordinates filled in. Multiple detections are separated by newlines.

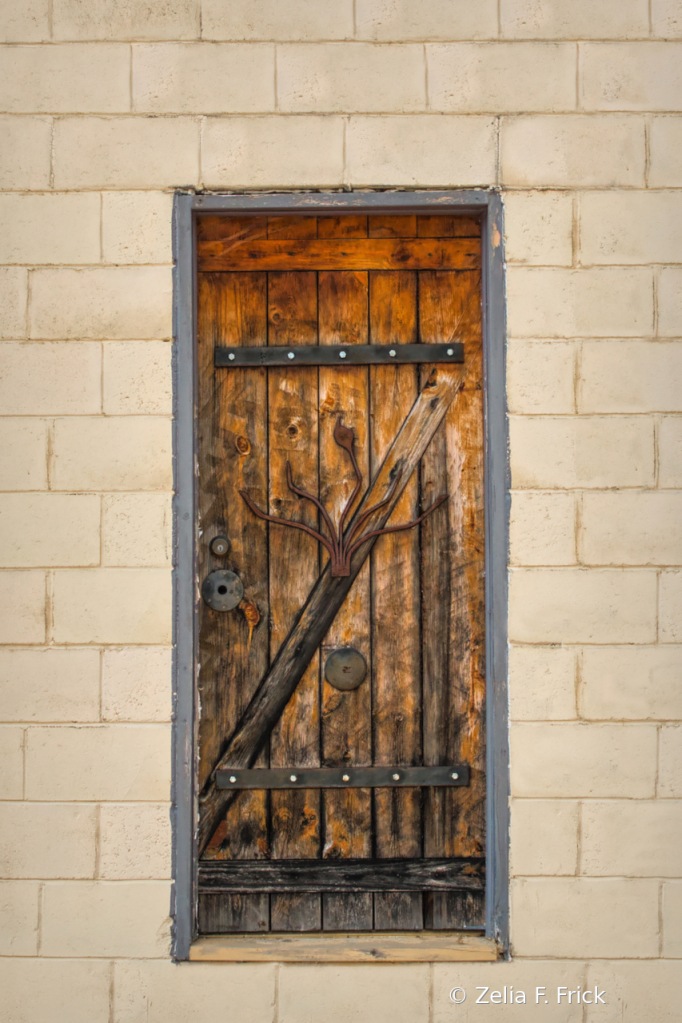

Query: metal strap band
left=215, top=343, right=464, bottom=368
left=216, top=765, right=469, bottom=790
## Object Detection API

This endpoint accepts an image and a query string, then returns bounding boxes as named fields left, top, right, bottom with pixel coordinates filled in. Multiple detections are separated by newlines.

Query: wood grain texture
left=196, top=272, right=269, bottom=933
left=198, top=238, right=481, bottom=272
left=190, top=932, right=497, bottom=961
left=318, top=215, right=368, bottom=238
left=318, top=270, right=373, bottom=931
left=267, top=216, right=317, bottom=239
left=267, top=271, right=321, bottom=932
left=417, top=215, right=481, bottom=238
left=369, top=215, right=417, bottom=238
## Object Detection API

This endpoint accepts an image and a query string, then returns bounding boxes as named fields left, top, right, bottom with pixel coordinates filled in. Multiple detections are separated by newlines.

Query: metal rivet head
left=389, top=349, right=396, bottom=357
left=290, top=774, right=297, bottom=782
left=287, top=352, right=295, bottom=360
left=392, top=773, right=400, bottom=781
left=228, top=352, right=235, bottom=361
left=342, top=774, right=350, bottom=782
left=447, top=348, right=454, bottom=356
left=339, top=350, right=347, bottom=359
left=451, top=772, right=459, bottom=780
left=229, top=775, right=237, bottom=784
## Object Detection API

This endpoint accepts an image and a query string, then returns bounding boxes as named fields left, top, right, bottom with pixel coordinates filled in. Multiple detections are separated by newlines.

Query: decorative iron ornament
left=239, top=419, right=447, bottom=577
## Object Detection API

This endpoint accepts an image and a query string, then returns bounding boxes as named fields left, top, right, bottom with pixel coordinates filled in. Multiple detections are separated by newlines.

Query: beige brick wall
left=0, top=1, right=680, bottom=1020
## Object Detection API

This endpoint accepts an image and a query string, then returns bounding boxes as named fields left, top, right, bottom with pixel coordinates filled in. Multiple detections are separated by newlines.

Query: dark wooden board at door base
left=195, top=212, right=485, bottom=935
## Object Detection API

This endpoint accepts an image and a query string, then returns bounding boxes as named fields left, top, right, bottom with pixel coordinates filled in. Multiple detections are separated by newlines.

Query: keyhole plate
left=324, top=647, right=367, bottom=691
left=202, top=569, right=244, bottom=612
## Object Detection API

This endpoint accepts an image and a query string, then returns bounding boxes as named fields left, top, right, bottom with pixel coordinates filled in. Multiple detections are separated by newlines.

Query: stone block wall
left=0, top=1, right=680, bottom=1020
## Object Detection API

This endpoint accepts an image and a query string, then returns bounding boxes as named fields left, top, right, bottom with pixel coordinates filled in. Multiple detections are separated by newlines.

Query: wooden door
left=195, top=212, right=485, bottom=934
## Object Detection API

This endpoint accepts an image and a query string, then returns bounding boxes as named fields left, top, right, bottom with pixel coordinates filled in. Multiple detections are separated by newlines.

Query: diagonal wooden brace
left=198, top=361, right=469, bottom=855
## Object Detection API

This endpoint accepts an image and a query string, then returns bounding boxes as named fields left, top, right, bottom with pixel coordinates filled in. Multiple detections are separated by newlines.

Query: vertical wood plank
left=267, top=216, right=318, bottom=239
left=318, top=270, right=373, bottom=931
left=318, top=215, right=368, bottom=238
left=197, top=271, right=269, bottom=931
left=197, top=216, right=267, bottom=244
left=369, top=269, right=423, bottom=931
left=420, top=270, right=485, bottom=929
left=368, top=215, right=417, bottom=238
left=267, top=270, right=322, bottom=932
left=417, top=215, right=481, bottom=238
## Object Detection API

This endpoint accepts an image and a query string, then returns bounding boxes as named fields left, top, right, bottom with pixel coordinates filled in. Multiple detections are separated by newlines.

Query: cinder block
left=433, top=960, right=587, bottom=1023
left=278, top=43, right=425, bottom=113
left=0, top=193, right=100, bottom=266
left=659, top=725, right=682, bottom=797
left=0, top=647, right=100, bottom=722
left=356, top=0, right=498, bottom=41
left=507, top=341, right=575, bottom=413
left=501, top=115, right=645, bottom=187
left=0, top=725, right=23, bottom=798
left=510, top=569, right=657, bottom=644
left=0, top=570, right=45, bottom=643
left=25, top=724, right=170, bottom=800
left=584, top=960, right=682, bottom=1022
left=581, top=646, right=682, bottom=720
left=428, top=43, right=575, bottom=113
left=202, top=115, right=344, bottom=188
left=0, top=802, right=96, bottom=877
left=580, top=191, right=682, bottom=265
left=511, top=722, right=657, bottom=797
left=580, top=341, right=682, bottom=413
left=0, top=267, right=28, bottom=338
left=99, top=804, right=171, bottom=879
left=0, top=116, right=51, bottom=188
left=53, top=0, right=199, bottom=40
left=0, top=958, right=110, bottom=1023
left=347, top=115, right=497, bottom=186
left=650, top=116, right=682, bottom=187
left=0, top=43, right=130, bottom=113
left=53, top=116, right=199, bottom=189
left=103, top=341, right=172, bottom=414
left=507, top=267, right=653, bottom=336
left=41, top=880, right=171, bottom=957
left=0, top=0, right=49, bottom=42
left=102, top=192, right=173, bottom=264
left=659, top=268, right=682, bottom=338
left=660, top=570, right=682, bottom=642
left=510, top=490, right=576, bottom=565
left=510, top=799, right=578, bottom=876
left=0, top=419, right=47, bottom=489
left=663, top=882, right=682, bottom=956
left=582, top=800, right=682, bottom=876
left=279, top=964, right=430, bottom=1023
left=510, top=415, right=654, bottom=488
left=0, top=881, right=39, bottom=954
left=114, top=959, right=277, bottom=1023
left=660, top=416, right=682, bottom=487
left=0, top=342, right=101, bottom=416
left=503, top=191, right=573, bottom=266
left=580, top=492, right=682, bottom=566
left=0, top=494, right=100, bottom=567
left=501, top=0, right=649, bottom=38
left=653, top=0, right=682, bottom=38
left=133, top=42, right=274, bottom=113
left=52, top=416, right=171, bottom=490
left=30, top=267, right=172, bottom=340
left=581, top=42, right=682, bottom=111
left=103, top=493, right=171, bottom=567
left=508, top=644, right=577, bottom=720
left=512, top=878, right=659, bottom=957
left=203, top=0, right=353, bottom=40
left=102, top=646, right=171, bottom=722
left=52, top=569, right=172, bottom=644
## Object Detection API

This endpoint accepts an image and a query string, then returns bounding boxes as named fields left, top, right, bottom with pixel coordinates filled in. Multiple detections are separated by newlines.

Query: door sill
left=189, top=931, right=498, bottom=962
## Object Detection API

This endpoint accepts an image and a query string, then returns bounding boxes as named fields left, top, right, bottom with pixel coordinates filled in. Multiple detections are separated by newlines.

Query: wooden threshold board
left=190, top=932, right=498, bottom=963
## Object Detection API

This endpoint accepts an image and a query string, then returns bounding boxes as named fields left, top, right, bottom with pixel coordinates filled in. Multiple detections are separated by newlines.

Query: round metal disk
left=324, top=647, right=367, bottom=691
left=202, top=569, right=244, bottom=612
left=210, top=535, right=230, bottom=557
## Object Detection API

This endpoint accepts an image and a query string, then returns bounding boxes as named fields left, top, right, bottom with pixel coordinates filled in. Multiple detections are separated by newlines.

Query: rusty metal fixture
left=238, top=598, right=261, bottom=651
left=324, top=647, right=367, bottom=691
left=209, top=535, right=230, bottom=557
left=239, top=419, right=447, bottom=577
left=202, top=569, right=244, bottom=612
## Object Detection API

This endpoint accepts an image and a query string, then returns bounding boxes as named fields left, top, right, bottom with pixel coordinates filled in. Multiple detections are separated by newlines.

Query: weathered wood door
left=195, top=212, right=485, bottom=934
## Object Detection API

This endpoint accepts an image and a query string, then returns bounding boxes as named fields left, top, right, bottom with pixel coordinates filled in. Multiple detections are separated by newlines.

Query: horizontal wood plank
left=190, top=932, right=497, bottom=962
left=198, top=237, right=481, bottom=272
left=199, top=857, right=484, bottom=893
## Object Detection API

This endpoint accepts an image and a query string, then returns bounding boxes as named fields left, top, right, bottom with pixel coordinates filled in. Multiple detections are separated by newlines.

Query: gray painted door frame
left=171, top=189, right=509, bottom=960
